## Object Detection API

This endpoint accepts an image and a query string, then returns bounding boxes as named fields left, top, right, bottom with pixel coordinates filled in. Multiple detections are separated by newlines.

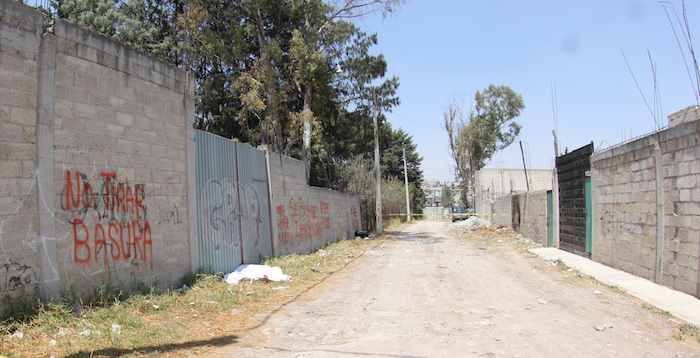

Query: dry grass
left=0, top=237, right=383, bottom=357
left=675, top=323, right=700, bottom=343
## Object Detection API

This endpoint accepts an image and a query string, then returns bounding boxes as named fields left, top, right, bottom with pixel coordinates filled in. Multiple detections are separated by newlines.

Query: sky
left=356, top=0, right=700, bottom=182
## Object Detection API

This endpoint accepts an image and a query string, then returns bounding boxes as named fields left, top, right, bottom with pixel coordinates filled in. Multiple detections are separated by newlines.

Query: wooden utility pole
left=403, top=146, right=411, bottom=222
left=374, top=108, right=383, bottom=233
left=519, top=140, right=530, bottom=192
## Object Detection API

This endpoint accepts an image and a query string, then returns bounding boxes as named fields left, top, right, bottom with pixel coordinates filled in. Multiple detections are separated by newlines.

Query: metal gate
left=556, top=142, right=593, bottom=257
left=194, top=130, right=272, bottom=273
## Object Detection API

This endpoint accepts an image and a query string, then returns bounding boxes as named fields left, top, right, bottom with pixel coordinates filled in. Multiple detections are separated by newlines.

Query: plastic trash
left=224, top=264, right=290, bottom=285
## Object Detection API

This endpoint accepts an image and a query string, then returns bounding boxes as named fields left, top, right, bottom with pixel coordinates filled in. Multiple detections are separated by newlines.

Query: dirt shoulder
left=0, top=237, right=384, bottom=357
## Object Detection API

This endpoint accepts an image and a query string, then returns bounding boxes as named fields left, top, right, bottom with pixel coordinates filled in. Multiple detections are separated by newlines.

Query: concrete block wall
left=492, top=195, right=512, bottom=227
left=592, top=119, right=700, bottom=297
left=0, top=0, right=43, bottom=311
left=513, top=191, right=549, bottom=246
left=268, top=153, right=361, bottom=256
left=0, top=0, right=194, bottom=309
left=49, top=19, right=193, bottom=298
left=474, top=168, right=552, bottom=218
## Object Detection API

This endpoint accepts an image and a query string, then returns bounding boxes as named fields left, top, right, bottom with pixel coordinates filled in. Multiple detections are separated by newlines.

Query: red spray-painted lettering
left=63, top=170, right=152, bottom=270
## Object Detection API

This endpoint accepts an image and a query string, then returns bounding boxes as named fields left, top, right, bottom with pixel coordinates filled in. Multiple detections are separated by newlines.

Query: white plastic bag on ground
left=224, top=264, right=290, bottom=285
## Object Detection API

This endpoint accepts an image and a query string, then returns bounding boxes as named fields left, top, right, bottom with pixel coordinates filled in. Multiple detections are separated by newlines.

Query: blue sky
left=357, top=0, right=700, bottom=182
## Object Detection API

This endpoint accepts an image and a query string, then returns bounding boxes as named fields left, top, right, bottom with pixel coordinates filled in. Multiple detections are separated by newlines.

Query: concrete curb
left=530, top=247, right=700, bottom=326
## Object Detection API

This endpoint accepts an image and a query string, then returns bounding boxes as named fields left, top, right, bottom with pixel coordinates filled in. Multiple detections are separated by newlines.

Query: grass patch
left=675, top=324, right=700, bottom=343
left=641, top=302, right=672, bottom=318
left=0, top=237, right=382, bottom=357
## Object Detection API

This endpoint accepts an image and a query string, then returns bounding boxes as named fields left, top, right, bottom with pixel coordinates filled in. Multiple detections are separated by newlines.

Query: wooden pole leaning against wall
left=552, top=130, right=560, bottom=248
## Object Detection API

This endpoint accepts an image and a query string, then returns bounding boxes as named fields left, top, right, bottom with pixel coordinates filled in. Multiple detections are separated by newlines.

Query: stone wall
left=0, top=0, right=194, bottom=310
left=592, top=119, right=700, bottom=297
left=268, top=153, right=361, bottom=256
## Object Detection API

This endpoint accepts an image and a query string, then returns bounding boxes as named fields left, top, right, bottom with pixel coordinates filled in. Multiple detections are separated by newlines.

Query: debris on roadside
left=78, top=329, right=91, bottom=337
left=111, top=324, right=121, bottom=336
left=224, top=264, right=291, bottom=286
left=453, top=216, right=491, bottom=231
left=355, top=230, right=370, bottom=238
left=594, top=323, right=613, bottom=331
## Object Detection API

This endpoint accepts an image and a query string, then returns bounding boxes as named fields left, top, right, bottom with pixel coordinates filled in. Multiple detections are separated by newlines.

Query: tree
left=379, top=125, right=425, bottom=214
left=444, top=85, right=524, bottom=206
left=53, top=0, right=402, bottom=165
left=441, top=184, right=453, bottom=208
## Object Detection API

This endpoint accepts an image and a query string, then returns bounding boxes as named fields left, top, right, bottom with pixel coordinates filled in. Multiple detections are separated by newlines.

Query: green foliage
left=51, top=0, right=424, bottom=221
left=441, top=184, right=453, bottom=208
left=444, top=84, right=524, bottom=206
left=466, top=85, right=525, bottom=169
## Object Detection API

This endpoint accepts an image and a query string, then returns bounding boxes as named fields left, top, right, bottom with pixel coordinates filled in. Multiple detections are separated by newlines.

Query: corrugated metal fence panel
left=195, top=130, right=243, bottom=273
left=236, top=142, right=273, bottom=263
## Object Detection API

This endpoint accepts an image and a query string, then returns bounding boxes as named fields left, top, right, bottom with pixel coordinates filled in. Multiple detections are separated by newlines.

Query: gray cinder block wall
left=474, top=168, right=552, bottom=220
left=487, top=191, right=549, bottom=246
left=0, top=1, right=363, bottom=315
left=0, top=0, right=43, bottom=311
left=592, top=119, right=700, bottom=297
left=0, top=0, right=194, bottom=311
left=513, top=191, right=549, bottom=246
left=492, top=195, right=512, bottom=226
left=267, top=153, right=361, bottom=256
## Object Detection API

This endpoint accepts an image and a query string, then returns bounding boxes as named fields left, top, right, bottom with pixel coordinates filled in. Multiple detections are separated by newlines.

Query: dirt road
left=212, top=221, right=700, bottom=357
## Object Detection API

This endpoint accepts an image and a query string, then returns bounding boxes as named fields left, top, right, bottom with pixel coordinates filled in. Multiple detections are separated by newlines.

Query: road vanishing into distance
left=212, top=221, right=700, bottom=358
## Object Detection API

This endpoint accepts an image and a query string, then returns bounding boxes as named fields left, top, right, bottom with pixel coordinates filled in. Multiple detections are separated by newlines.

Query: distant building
left=422, top=180, right=445, bottom=207
left=473, top=168, right=552, bottom=217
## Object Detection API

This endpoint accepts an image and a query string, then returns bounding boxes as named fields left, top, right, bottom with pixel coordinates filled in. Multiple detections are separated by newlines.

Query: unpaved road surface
left=211, top=221, right=700, bottom=357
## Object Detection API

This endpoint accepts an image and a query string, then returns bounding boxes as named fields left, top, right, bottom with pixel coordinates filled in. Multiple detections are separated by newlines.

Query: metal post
left=403, top=146, right=411, bottom=222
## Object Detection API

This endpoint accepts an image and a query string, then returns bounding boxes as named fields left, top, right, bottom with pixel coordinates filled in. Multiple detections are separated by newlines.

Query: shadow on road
left=63, top=334, right=239, bottom=357
left=384, top=230, right=445, bottom=244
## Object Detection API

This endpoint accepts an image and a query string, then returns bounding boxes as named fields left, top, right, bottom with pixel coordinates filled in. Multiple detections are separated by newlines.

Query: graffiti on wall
left=203, top=177, right=240, bottom=248
left=202, top=178, right=265, bottom=250
left=0, top=260, right=37, bottom=296
left=62, top=170, right=152, bottom=270
left=275, top=199, right=332, bottom=242
left=240, top=183, right=264, bottom=248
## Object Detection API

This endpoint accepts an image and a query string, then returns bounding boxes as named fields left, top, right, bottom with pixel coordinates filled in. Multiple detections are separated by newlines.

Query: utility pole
left=373, top=103, right=383, bottom=233
left=519, top=140, right=530, bottom=192
left=552, top=130, right=560, bottom=248
left=303, top=120, right=311, bottom=183
left=403, top=146, right=411, bottom=222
